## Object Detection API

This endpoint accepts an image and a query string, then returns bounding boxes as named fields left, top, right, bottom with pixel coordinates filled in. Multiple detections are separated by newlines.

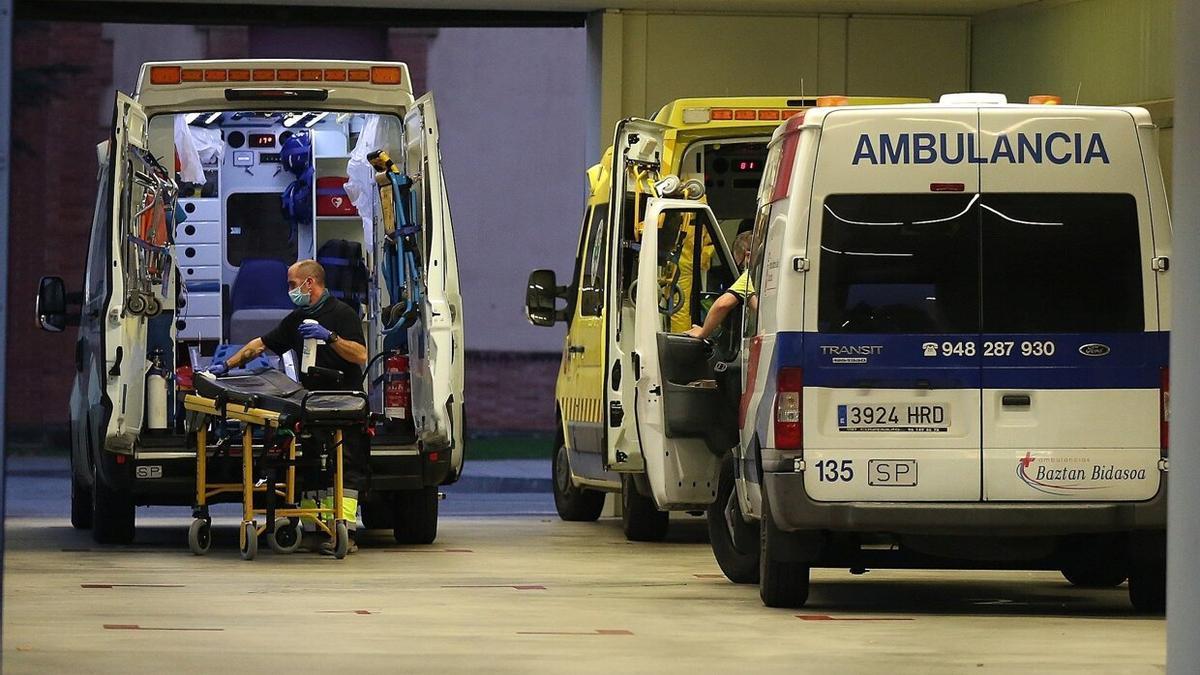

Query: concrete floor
left=3, top=509, right=1166, bottom=674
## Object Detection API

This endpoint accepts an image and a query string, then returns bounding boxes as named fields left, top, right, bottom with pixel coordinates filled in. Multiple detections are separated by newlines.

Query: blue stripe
left=774, top=331, right=1168, bottom=390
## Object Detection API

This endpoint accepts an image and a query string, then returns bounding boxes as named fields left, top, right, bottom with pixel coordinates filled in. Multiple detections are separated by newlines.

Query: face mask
left=289, top=280, right=311, bottom=307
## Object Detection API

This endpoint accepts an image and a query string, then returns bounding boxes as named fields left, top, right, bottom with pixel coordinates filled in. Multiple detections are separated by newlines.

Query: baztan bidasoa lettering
left=852, top=132, right=1110, bottom=166
left=1035, top=465, right=1147, bottom=481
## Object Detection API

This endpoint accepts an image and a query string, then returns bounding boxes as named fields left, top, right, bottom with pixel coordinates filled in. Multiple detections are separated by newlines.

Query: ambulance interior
left=140, top=109, right=415, bottom=436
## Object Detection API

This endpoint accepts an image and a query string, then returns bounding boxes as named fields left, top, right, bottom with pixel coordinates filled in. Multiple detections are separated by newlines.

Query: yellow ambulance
left=526, top=95, right=925, bottom=541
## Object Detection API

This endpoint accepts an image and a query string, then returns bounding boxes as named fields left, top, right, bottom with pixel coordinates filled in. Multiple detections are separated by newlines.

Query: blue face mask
left=289, top=280, right=311, bottom=307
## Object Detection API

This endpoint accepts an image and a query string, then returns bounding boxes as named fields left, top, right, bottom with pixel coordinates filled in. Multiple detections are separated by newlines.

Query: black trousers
left=300, top=427, right=370, bottom=494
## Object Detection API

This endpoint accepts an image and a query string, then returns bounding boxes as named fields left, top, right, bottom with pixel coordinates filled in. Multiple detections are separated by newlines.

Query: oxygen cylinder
left=301, top=319, right=324, bottom=373
left=146, top=350, right=168, bottom=430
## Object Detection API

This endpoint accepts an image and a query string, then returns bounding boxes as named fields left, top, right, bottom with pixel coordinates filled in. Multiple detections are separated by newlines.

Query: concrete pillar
left=1169, top=3, right=1200, bottom=671
left=0, top=0, right=13, bottom=635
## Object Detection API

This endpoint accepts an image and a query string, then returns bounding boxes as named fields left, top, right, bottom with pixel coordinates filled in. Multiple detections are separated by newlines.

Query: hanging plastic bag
left=174, top=115, right=206, bottom=185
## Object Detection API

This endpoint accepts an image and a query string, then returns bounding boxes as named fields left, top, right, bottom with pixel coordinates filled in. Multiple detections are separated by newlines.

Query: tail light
left=1161, top=367, right=1169, bottom=453
left=775, top=367, right=803, bottom=449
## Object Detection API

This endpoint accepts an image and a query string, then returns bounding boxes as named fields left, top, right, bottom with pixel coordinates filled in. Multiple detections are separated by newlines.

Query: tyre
left=334, top=520, right=350, bottom=559
left=188, top=519, right=212, bottom=555
left=91, top=463, right=135, bottom=544
left=552, top=442, right=605, bottom=522
left=1061, top=561, right=1127, bottom=588
left=361, top=492, right=395, bottom=530
left=71, top=471, right=93, bottom=530
left=268, top=518, right=303, bottom=554
left=392, top=486, right=438, bottom=545
left=707, top=454, right=759, bottom=584
left=621, top=475, right=669, bottom=542
left=758, top=487, right=810, bottom=608
left=1128, top=558, right=1166, bottom=613
left=239, top=521, right=258, bottom=561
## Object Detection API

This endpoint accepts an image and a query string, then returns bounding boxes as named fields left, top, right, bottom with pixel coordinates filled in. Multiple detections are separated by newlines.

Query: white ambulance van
left=34, top=60, right=465, bottom=545
left=622, top=94, right=1170, bottom=612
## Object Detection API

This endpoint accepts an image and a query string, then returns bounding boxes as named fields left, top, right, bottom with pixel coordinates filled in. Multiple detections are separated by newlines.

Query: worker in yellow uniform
left=686, top=231, right=753, bottom=339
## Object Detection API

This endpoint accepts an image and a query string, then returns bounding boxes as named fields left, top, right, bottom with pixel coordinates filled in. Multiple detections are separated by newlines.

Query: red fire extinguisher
left=384, top=353, right=411, bottom=421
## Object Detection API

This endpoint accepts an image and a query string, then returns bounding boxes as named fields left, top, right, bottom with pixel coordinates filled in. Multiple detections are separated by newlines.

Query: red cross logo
left=1020, top=451, right=1035, bottom=468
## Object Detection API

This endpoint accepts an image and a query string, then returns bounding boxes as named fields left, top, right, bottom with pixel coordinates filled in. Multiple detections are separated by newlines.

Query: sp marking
left=136, top=465, right=163, bottom=479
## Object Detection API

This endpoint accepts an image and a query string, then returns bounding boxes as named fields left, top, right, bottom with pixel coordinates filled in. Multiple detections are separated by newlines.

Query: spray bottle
left=301, top=319, right=324, bottom=373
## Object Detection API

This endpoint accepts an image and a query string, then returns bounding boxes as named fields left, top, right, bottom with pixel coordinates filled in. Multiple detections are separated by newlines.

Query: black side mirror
left=36, top=276, right=69, bottom=333
left=525, top=269, right=568, bottom=327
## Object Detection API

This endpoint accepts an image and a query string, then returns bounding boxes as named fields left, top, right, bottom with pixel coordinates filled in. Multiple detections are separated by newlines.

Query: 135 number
left=815, top=459, right=854, bottom=483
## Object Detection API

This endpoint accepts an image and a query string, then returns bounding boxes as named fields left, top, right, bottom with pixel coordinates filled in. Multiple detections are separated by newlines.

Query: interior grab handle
left=1002, top=394, right=1032, bottom=407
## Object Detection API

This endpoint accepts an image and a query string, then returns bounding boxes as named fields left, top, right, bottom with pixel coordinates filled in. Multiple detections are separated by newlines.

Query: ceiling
left=27, top=0, right=1048, bottom=19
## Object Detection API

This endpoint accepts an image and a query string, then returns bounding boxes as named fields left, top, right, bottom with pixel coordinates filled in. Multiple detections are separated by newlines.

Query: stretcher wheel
left=126, top=293, right=147, bottom=316
left=144, top=296, right=162, bottom=317
left=239, top=521, right=258, bottom=561
left=268, top=518, right=303, bottom=554
left=333, top=520, right=350, bottom=559
left=187, top=519, right=212, bottom=555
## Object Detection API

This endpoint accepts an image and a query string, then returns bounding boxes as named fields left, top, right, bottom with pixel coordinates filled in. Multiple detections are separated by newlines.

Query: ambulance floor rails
left=185, top=370, right=372, bottom=560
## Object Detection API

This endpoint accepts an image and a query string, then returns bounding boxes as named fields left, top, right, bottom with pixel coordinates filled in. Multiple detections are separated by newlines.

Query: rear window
left=818, top=194, right=980, bottom=333
left=981, top=193, right=1143, bottom=332
left=818, top=193, right=1145, bottom=334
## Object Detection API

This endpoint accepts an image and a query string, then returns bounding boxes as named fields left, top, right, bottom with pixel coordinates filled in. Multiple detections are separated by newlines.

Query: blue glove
left=299, top=321, right=332, bottom=342
left=207, top=360, right=229, bottom=377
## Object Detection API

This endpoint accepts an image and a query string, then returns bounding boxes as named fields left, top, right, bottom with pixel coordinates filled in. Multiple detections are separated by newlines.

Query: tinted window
left=981, top=193, right=1143, bottom=332
left=85, top=165, right=112, bottom=302
left=818, top=194, right=980, bottom=334
left=579, top=206, right=607, bottom=316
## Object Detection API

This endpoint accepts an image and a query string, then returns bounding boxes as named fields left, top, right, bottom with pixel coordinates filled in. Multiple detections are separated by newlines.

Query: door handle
left=1002, top=394, right=1031, bottom=407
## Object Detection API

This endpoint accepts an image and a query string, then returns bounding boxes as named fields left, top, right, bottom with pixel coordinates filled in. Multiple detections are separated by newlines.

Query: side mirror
left=36, top=276, right=69, bottom=332
left=525, top=269, right=568, bottom=327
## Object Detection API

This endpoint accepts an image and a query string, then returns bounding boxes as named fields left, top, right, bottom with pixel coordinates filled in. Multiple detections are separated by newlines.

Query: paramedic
left=209, top=259, right=369, bottom=553
left=686, top=231, right=753, bottom=340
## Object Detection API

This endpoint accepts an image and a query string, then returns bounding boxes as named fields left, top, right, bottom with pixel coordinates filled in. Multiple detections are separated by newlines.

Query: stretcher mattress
left=194, top=370, right=368, bottom=423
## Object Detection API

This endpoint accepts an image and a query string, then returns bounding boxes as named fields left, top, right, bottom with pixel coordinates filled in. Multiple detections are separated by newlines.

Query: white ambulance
left=620, top=94, right=1170, bottom=612
left=34, top=60, right=464, bottom=545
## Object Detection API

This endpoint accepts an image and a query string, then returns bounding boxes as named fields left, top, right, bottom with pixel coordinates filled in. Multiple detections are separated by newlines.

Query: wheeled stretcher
left=184, top=370, right=370, bottom=560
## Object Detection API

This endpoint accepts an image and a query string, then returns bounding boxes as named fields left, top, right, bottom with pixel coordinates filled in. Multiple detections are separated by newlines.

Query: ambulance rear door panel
left=977, top=107, right=1163, bottom=501
left=103, top=92, right=153, bottom=452
left=405, top=93, right=465, bottom=476
left=803, top=107, right=983, bottom=502
left=604, top=118, right=669, bottom=471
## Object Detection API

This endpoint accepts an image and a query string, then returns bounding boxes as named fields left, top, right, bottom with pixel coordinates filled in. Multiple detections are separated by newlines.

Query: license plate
left=837, top=404, right=948, bottom=432
left=868, top=459, right=918, bottom=486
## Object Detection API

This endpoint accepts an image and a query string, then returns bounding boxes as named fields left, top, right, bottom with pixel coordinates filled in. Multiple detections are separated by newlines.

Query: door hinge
left=649, top=384, right=661, bottom=396
left=1152, top=256, right=1170, bottom=272
left=1158, top=457, right=1169, bottom=472
left=792, top=257, right=810, bottom=273
left=608, top=401, right=624, bottom=428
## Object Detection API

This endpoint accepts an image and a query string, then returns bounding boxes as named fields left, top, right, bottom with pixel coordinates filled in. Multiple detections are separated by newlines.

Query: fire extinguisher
left=384, top=353, right=411, bottom=421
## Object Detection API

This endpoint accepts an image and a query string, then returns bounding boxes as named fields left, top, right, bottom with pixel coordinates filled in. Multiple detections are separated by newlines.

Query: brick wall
left=465, top=351, right=560, bottom=433
left=8, top=21, right=114, bottom=443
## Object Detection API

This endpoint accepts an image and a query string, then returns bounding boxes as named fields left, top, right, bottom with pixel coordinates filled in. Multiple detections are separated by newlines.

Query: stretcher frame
left=183, top=393, right=350, bottom=560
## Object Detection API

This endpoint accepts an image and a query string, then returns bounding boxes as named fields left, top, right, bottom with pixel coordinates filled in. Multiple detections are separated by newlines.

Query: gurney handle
left=300, top=390, right=371, bottom=423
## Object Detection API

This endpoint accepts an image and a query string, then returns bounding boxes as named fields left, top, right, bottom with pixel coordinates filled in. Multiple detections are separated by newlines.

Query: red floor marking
left=103, top=624, right=223, bottom=632
left=386, top=548, right=474, bottom=553
left=82, top=584, right=185, bottom=589
left=441, top=584, right=546, bottom=590
left=517, top=629, right=634, bottom=636
left=693, top=574, right=725, bottom=579
left=796, top=615, right=914, bottom=622
left=317, top=610, right=374, bottom=615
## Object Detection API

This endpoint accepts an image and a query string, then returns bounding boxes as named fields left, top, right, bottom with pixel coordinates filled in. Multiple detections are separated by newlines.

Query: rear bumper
left=764, top=471, right=1167, bottom=537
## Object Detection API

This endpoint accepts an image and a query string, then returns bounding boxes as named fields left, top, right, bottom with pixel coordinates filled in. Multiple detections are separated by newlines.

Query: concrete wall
left=592, top=10, right=971, bottom=150
left=972, top=0, right=1175, bottom=192
left=427, top=27, right=589, bottom=353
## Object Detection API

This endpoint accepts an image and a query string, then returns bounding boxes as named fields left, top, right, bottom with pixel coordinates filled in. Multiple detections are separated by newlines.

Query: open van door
left=631, top=198, right=738, bottom=508
left=405, top=93, right=466, bottom=478
left=101, top=92, right=153, bottom=452
left=603, top=118, right=668, bottom=471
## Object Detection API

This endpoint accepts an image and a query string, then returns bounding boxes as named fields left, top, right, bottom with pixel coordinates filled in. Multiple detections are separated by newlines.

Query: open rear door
left=102, top=92, right=151, bottom=452
left=632, top=198, right=738, bottom=508
left=405, top=93, right=466, bottom=477
left=603, top=118, right=668, bottom=472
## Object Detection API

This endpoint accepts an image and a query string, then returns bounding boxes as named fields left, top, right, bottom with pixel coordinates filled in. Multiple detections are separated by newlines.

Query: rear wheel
left=707, top=454, right=759, bottom=584
left=91, top=462, right=135, bottom=544
left=1061, top=560, right=1127, bottom=588
left=621, top=475, right=669, bottom=542
left=392, top=486, right=438, bottom=544
left=71, top=459, right=93, bottom=530
left=552, top=442, right=605, bottom=522
left=759, top=487, right=810, bottom=608
left=361, top=492, right=395, bottom=530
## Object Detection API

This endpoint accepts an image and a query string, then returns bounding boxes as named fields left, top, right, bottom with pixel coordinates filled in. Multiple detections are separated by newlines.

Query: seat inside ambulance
left=152, top=109, right=406, bottom=370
